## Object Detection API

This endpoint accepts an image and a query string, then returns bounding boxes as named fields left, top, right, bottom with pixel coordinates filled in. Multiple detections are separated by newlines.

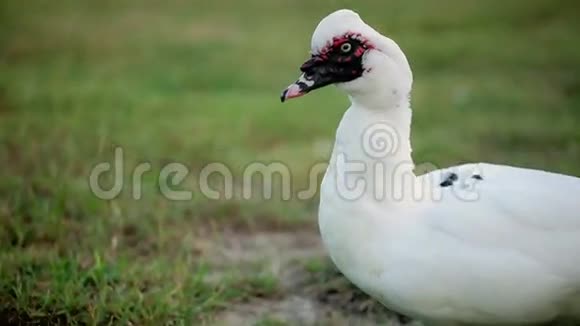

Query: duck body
left=281, top=9, right=580, bottom=325
left=319, top=104, right=580, bottom=325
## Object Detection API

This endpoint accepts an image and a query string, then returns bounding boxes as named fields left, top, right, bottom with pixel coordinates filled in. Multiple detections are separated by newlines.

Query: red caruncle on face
left=316, top=32, right=374, bottom=59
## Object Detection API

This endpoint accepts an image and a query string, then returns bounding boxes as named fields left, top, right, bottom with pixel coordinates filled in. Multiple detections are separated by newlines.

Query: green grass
left=1, top=0, right=579, bottom=324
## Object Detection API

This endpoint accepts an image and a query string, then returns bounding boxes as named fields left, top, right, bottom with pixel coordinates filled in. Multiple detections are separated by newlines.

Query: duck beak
left=280, top=73, right=315, bottom=102
left=280, top=56, right=335, bottom=103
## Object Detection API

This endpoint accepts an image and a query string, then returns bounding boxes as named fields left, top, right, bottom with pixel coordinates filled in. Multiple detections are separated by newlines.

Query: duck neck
left=330, top=95, right=415, bottom=201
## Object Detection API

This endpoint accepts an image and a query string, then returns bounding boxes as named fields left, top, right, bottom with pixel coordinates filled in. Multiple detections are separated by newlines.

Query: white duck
left=281, top=9, right=580, bottom=325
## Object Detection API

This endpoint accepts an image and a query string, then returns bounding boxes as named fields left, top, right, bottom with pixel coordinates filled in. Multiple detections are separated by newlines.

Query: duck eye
left=340, top=42, right=352, bottom=53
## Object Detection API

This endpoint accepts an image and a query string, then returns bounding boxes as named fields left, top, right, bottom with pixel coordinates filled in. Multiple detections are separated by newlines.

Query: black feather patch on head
left=301, top=33, right=373, bottom=85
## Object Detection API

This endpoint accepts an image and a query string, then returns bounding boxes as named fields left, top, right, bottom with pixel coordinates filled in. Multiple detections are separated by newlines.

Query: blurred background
left=1, top=0, right=579, bottom=324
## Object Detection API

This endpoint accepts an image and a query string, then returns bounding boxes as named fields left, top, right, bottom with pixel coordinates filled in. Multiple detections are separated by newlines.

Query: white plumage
left=282, top=9, right=580, bottom=325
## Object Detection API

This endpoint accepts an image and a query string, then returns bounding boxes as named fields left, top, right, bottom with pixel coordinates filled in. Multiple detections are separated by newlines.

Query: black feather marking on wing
left=440, top=173, right=458, bottom=187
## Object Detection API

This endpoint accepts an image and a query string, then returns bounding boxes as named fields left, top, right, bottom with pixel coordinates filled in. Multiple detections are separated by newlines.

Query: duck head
left=281, top=9, right=413, bottom=108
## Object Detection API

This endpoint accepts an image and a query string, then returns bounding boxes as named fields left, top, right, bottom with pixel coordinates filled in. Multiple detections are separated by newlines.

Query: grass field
left=1, top=0, right=579, bottom=324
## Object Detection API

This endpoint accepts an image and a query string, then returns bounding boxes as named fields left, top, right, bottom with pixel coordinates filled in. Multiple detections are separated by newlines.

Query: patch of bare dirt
left=204, top=229, right=415, bottom=325
left=214, top=295, right=407, bottom=326
left=208, top=230, right=324, bottom=266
